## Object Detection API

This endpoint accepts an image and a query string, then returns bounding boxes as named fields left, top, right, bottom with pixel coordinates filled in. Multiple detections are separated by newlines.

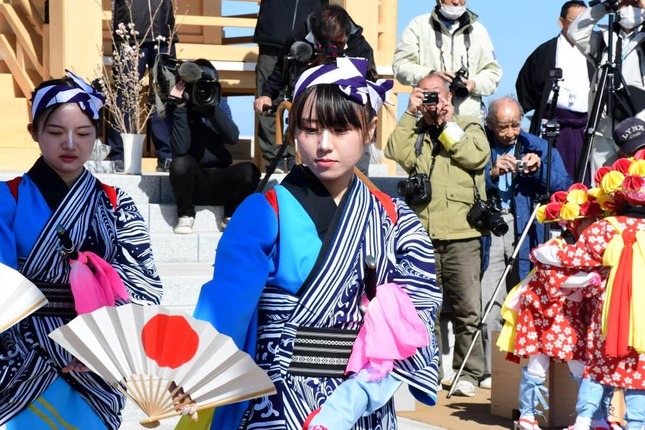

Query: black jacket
left=253, top=0, right=329, bottom=49
left=261, top=16, right=377, bottom=100
left=112, top=0, right=177, bottom=44
left=515, top=36, right=595, bottom=135
left=170, top=98, right=240, bottom=168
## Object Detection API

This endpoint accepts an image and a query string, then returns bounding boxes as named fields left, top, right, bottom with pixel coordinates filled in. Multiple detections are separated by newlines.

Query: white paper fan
left=0, top=263, right=48, bottom=333
left=49, top=303, right=276, bottom=427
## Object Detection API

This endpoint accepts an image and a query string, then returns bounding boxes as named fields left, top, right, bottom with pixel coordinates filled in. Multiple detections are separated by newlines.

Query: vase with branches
left=99, top=1, right=177, bottom=133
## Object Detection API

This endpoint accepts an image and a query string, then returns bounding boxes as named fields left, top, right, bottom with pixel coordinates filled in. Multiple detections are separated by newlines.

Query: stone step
left=151, top=231, right=219, bottom=263
left=157, top=262, right=212, bottom=315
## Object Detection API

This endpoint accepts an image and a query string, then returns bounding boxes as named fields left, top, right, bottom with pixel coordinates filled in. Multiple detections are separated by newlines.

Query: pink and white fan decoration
left=49, top=303, right=276, bottom=427
left=0, top=262, right=48, bottom=333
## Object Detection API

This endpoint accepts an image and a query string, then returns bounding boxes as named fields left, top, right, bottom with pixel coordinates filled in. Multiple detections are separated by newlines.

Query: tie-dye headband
left=31, top=69, right=105, bottom=121
left=292, top=57, right=393, bottom=114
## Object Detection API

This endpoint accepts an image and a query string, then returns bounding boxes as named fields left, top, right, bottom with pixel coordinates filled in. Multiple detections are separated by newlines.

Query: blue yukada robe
left=194, top=166, right=442, bottom=430
left=0, top=158, right=163, bottom=429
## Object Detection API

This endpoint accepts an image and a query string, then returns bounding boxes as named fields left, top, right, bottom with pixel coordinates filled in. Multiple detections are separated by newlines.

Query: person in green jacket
left=385, top=72, right=490, bottom=397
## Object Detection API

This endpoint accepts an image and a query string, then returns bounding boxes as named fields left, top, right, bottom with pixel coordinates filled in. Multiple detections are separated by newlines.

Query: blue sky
left=225, top=1, right=572, bottom=138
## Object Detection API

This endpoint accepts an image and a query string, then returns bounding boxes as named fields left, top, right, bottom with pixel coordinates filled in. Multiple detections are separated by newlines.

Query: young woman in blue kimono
left=0, top=71, right=163, bottom=429
left=192, top=57, right=442, bottom=430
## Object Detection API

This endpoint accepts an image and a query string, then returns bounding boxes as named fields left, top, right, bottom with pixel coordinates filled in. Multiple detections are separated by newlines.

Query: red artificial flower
left=622, top=174, right=645, bottom=191
left=568, top=182, right=589, bottom=193
left=550, top=190, right=568, bottom=204
left=612, top=158, right=633, bottom=174
left=594, top=166, right=612, bottom=185
left=545, top=202, right=562, bottom=220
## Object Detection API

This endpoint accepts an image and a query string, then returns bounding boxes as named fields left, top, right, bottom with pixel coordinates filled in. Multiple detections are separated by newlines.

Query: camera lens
left=193, top=81, right=219, bottom=107
left=397, top=180, right=416, bottom=197
left=451, top=81, right=469, bottom=98
left=486, top=213, right=509, bottom=237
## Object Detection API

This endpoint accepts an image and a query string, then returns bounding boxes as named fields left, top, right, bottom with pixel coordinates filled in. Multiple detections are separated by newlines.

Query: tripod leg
left=447, top=204, right=541, bottom=398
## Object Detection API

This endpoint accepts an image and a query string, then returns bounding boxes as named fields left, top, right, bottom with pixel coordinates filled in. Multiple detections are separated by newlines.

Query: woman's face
left=30, top=103, right=96, bottom=186
left=294, top=96, right=375, bottom=201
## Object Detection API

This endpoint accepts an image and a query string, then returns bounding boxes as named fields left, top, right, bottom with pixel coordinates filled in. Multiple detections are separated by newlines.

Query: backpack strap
left=264, top=184, right=397, bottom=225
left=6, top=176, right=117, bottom=212
left=6, top=176, right=22, bottom=201
left=265, top=188, right=279, bottom=216
left=369, top=188, right=398, bottom=225
left=99, top=181, right=118, bottom=212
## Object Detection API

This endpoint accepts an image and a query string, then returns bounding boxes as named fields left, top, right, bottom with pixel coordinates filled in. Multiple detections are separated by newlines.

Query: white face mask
left=619, top=6, right=645, bottom=30
left=439, top=5, right=466, bottom=21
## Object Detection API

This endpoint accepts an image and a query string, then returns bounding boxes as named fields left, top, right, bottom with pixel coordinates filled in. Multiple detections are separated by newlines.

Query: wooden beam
left=0, top=4, right=45, bottom=79
left=0, top=34, right=35, bottom=98
left=11, top=0, right=44, bottom=37
left=174, top=43, right=258, bottom=62
left=103, top=11, right=258, bottom=29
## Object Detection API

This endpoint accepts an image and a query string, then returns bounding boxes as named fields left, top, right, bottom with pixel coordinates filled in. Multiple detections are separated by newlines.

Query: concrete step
left=157, top=262, right=212, bottom=315
left=151, top=231, right=219, bottom=263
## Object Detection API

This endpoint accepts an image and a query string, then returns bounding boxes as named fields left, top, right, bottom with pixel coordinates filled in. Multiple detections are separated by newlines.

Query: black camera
left=153, top=54, right=222, bottom=111
left=450, top=67, right=469, bottom=98
left=397, top=173, right=431, bottom=206
left=466, top=196, right=509, bottom=237
left=422, top=91, right=439, bottom=106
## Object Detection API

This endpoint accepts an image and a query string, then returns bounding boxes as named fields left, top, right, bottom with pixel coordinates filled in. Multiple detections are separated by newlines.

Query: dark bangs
left=289, top=85, right=374, bottom=142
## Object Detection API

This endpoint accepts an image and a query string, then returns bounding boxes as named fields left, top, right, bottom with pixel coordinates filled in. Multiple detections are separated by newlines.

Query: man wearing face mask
left=568, top=0, right=645, bottom=181
left=393, top=0, right=502, bottom=123
left=515, top=1, right=594, bottom=181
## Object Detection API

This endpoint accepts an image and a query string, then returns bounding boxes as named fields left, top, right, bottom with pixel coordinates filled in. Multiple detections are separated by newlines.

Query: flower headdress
left=536, top=183, right=611, bottom=230
left=595, top=156, right=645, bottom=206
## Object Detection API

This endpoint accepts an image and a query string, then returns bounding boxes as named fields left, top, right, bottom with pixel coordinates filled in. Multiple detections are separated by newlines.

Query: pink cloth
left=69, top=251, right=129, bottom=314
left=345, top=282, right=429, bottom=380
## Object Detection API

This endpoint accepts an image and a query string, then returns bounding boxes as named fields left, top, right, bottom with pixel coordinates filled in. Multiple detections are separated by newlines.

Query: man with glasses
left=479, top=96, right=572, bottom=390
left=516, top=1, right=593, bottom=180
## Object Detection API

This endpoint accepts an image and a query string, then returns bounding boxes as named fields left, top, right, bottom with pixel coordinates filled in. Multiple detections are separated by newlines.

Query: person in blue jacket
left=479, top=96, right=572, bottom=389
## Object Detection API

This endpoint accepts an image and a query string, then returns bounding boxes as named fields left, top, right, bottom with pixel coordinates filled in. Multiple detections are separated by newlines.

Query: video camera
left=153, top=53, right=221, bottom=111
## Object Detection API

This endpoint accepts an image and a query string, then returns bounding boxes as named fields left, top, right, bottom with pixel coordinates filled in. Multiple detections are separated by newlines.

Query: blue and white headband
left=292, top=57, right=393, bottom=114
left=31, top=69, right=105, bottom=121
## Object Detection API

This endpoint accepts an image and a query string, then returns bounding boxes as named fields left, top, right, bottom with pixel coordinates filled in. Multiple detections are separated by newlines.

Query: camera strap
left=469, top=171, right=484, bottom=202
left=432, top=18, right=471, bottom=71
left=413, top=125, right=441, bottom=179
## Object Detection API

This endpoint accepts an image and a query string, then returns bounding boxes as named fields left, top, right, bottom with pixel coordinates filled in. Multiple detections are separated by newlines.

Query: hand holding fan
left=0, top=263, right=48, bottom=333
left=49, top=303, right=276, bottom=427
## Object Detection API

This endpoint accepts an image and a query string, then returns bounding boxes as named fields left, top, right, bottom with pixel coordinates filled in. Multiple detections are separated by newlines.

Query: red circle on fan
left=141, top=314, right=199, bottom=368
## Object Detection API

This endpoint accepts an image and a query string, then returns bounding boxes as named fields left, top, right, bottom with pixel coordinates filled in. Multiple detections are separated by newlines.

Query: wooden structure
left=0, top=0, right=403, bottom=172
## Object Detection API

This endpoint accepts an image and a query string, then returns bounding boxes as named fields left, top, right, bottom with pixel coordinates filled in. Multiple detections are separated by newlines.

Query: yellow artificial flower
left=601, top=171, right=626, bottom=194
left=536, top=205, right=547, bottom=223
left=566, top=189, right=588, bottom=205
left=628, top=159, right=645, bottom=176
left=560, top=201, right=581, bottom=221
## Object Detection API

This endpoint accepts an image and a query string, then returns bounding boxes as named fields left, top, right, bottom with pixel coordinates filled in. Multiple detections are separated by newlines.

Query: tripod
left=446, top=103, right=562, bottom=397
left=576, top=1, right=636, bottom=184
left=447, top=202, right=542, bottom=398
left=541, top=68, right=562, bottom=240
